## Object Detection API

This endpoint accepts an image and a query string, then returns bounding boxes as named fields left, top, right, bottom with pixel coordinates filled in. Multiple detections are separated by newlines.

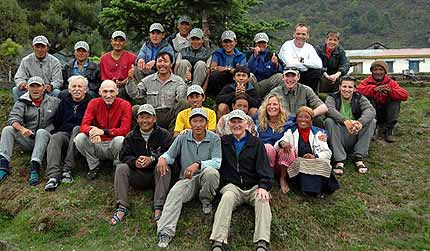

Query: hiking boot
left=87, top=167, right=100, bottom=180
left=0, top=156, right=10, bottom=183
left=202, top=202, right=213, bottom=215
left=61, top=171, right=74, bottom=183
left=256, top=240, right=269, bottom=251
left=372, top=127, right=385, bottom=141
left=44, top=178, right=59, bottom=191
left=157, top=234, right=172, bottom=248
left=385, top=128, right=395, bottom=143
left=29, top=161, right=40, bottom=186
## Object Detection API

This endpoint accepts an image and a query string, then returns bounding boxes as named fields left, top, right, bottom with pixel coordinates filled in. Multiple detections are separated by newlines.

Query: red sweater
left=356, top=75, right=409, bottom=106
left=80, top=97, right=132, bottom=141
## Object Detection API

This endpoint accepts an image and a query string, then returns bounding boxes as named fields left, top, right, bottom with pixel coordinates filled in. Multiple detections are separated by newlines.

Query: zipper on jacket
left=231, top=145, right=243, bottom=186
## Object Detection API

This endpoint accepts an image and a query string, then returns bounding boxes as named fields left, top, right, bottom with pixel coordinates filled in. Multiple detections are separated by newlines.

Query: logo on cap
left=112, top=31, right=127, bottom=40
left=137, top=104, right=156, bottom=116
left=221, top=30, right=236, bottom=41
left=187, top=85, right=204, bottom=97
left=150, top=23, right=165, bottom=33
left=74, top=41, right=89, bottom=51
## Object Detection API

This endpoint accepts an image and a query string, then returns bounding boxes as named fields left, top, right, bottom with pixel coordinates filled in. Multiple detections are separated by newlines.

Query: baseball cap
left=74, top=41, right=89, bottom=51
left=112, top=30, right=127, bottom=40
left=221, top=30, right=236, bottom=41
left=27, top=76, right=45, bottom=86
left=254, top=32, right=269, bottom=43
left=137, top=104, right=156, bottom=116
left=228, top=109, right=247, bottom=121
left=187, top=85, right=204, bottom=97
left=32, top=35, right=50, bottom=46
left=283, top=66, right=299, bottom=75
left=189, top=108, right=208, bottom=120
left=189, top=28, right=204, bottom=39
left=149, top=23, right=165, bottom=33
left=178, top=15, right=192, bottom=24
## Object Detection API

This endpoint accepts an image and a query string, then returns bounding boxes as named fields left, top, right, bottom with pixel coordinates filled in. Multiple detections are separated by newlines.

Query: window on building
left=352, top=62, right=363, bottom=74
left=386, top=61, right=394, bottom=73
left=409, top=60, right=420, bottom=73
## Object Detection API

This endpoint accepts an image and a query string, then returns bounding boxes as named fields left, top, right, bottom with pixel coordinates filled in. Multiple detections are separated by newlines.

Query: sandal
left=333, top=163, right=344, bottom=175
left=356, top=164, right=368, bottom=174
left=110, top=206, right=129, bottom=225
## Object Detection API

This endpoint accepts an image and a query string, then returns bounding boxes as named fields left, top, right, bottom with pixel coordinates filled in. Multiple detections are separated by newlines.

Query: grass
left=0, top=86, right=430, bottom=250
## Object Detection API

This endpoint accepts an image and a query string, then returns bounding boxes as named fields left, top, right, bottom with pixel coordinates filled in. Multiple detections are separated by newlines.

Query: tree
left=0, top=0, right=29, bottom=44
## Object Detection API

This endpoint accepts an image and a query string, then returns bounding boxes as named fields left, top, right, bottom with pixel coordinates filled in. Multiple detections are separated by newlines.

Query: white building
left=345, top=48, right=430, bottom=74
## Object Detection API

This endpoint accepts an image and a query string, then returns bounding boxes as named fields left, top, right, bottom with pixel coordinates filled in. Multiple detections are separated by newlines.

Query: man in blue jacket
left=248, top=32, right=283, bottom=97
left=207, top=30, right=246, bottom=96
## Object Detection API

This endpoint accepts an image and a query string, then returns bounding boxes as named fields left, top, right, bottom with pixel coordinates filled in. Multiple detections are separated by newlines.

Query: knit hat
left=296, top=106, right=314, bottom=119
left=370, top=61, right=388, bottom=73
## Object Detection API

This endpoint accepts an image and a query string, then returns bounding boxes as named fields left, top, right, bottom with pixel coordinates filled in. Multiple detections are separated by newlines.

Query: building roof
left=346, top=48, right=430, bottom=59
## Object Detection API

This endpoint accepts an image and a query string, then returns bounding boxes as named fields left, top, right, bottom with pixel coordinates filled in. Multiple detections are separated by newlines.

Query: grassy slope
left=0, top=87, right=429, bottom=251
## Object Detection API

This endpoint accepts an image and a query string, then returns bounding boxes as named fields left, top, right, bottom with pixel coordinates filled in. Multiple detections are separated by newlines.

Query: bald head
left=99, top=80, right=118, bottom=105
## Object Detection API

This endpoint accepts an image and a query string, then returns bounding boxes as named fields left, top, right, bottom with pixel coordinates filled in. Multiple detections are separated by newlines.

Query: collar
left=283, top=83, right=299, bottom=95
left=152, top=72, right=174, bottom=83
left=73, top=59, right=89, bottom=69
left=186, top=130, right=211, bottom=143
left=233, top=131, right=249, bottom=143
left=32, top=53, right=47, bottom=62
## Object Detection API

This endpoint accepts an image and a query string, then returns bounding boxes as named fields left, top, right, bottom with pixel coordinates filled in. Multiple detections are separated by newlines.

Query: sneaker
left=61, top=171, right=74, bottom=183
left=157, top=234, right=172, bottom=248
left=29, top=170, right=40, bottom=186
left=385, top=128, right=395, bottom=143
left=87, top=168, right=98, bottom=180
left=44, top=178, right=59, bottom=191
left=256, top=240, right=269, bottom=251
left=0, top=170, right=9, bottom=183
left=202, top=202, right=213, bottom=215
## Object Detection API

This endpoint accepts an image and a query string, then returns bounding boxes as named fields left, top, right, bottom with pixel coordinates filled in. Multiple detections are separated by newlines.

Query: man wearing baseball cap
left=166, top=15, right=193, bottom=53
left=174, top=84, right=216, bottom=137
left=269, top=66, right=328, bottom=127
left=207, top=30, right=246, bottom=96
left=156, top=107, right=221, bottom=248
left=136, top=23, right=175, bottom=78
left=0, top=76, right=61, bottom=184
left=99, top=30, right=137, bottom=100
left=175, top=28, right=212, bottom=86
left=62, top=41, right=101, bottom=98
left=248, top=32, right=284, bottom=97
left=210, top=109, right=273, bottom=251
left=278, top=23, right=323, bottom=94
left=13, top=35, right=63, bottom=102
left=356, top=61, right=409, bottom=142
left=111, top=104, right=173, bottom=225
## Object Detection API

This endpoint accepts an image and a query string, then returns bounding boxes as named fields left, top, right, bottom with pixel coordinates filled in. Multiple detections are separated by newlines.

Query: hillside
left=251, top=0, right=430, bottom=50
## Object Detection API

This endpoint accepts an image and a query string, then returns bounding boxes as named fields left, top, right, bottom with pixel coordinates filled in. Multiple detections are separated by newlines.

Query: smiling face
left=150, top=31, right=164, bottom=45
left=137, top=112, right=156, bottom=132
left=340, top=80, right=355, bottom=101
left=293, top=26, right=309, bottom=47
left=68, top=78, right=87, bottom=101
left=33, top=44, right=49, bottom=60
left=222, top=39, right=237, bottom=54
left=229, top=118, right=247, bottom=138
left=111, top=37, right=126, bottom=51
left=371, top=65, right=386, bottom=82
left=156, top=54, right=172, bottom=75
left=178, top=22, right=192, bottom=36
left=296, top=111, right=313, bottom=129
left=99, top=80, right=118, bottom=105
left=74, top=48, right=89, bottom=63
left=255, top=41, right=268, bottom=51
left=283, top=72, right=300, bottom=90
left=187, top=93, right=205, bottom=108
left=190, top=37, right=204, bottom=50
left=190, top=115, right=207, bottom=137
left=28, top=83, right=45, bottom=101
left=266, top=96, right=280, bottom=118
left=325, top=36, right=339, bottom=51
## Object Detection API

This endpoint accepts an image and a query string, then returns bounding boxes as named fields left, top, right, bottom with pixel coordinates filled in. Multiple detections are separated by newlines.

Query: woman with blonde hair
left=256, top=93, right=295, bottom=193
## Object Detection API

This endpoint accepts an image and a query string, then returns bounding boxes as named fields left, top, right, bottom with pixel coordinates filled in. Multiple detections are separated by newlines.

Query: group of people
left=0, top=17, right=410, bottom=250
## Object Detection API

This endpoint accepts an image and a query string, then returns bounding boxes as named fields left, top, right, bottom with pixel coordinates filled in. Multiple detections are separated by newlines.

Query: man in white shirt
left=279, top=23, right=323, bottom=94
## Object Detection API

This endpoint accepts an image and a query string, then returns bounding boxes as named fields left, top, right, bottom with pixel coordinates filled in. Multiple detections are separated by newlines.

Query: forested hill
left=251, top=0, right=430, bottom=50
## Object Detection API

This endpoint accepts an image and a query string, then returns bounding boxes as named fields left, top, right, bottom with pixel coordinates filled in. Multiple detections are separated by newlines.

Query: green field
left=0, top=87, right=429, bottom=251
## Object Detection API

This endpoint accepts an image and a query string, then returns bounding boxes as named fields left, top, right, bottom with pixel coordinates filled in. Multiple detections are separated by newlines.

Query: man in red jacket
left=356, top=61, right=409, bottom=142
left=74, top=80, right=132, bottom=179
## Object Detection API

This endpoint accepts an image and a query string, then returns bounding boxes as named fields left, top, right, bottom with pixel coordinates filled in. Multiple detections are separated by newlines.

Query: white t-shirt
left=278, top=39, right=322, bottom=71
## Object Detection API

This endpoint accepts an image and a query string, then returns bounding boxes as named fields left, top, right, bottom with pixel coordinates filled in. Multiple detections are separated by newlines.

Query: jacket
left=212, top=48, right=246, bottom=67
left=53, top=93, right=92, bottom=134
left=8, top=93, right=60, bottom=133
left=120, top=125, right=173, bottom=170
left=247, top=48, right=282, bottom=82
left=215, top=82, right=261, bottom=108
left=179, top=46, right=212, bottom=68
left=136, top=39, right=175, bottom=64
left=315, top=44, right=350, bottom=76
left=80, top=97, right=132, bottom=141
left=220, top=133, right=273, bottom=191
left=275, top=125, right=332, bottom=160
left=62, top=59, right=101, bottom=93
left=356, top=75, right=409, bottom=106
left=325, top=91, right=375, bottom=126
